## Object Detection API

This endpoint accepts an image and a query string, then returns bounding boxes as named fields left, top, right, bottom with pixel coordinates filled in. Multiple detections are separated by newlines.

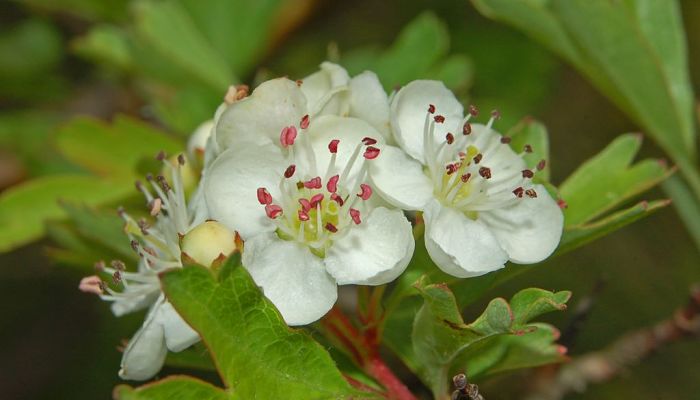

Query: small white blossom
left=370, top=80, right=564, bottom=277
left=79, top=153, right=235, bottom=380
left=204, top=82, right=414, bottom=324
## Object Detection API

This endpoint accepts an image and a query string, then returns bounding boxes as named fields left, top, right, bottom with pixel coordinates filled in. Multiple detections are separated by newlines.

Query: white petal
left=479, top=184, right=563, bottom=264
left=187, top=120, right=214, bottom=159
left=158, top=301, right=200, bottom=352
left=110, top=284, right=160, bottom=317
left=302, top=62, right=350, bottom=116
left=215, top=78, right=307, bottom=150
left=349, top=71, right=391, bottom=141
left=242, top=233, right=338, bottom=325
left=390, top=80, right=463, bottom=163
left=369, top=145, right=434, bottom=210
left=423, top=199, right=507, bottom=277
left=119, top=301, right=168, bottom=381
left=204, top=146, right=285, bottom=239
left=325, top=207, right=414, bottom=285
left=304, top=115, right=381, bottom=182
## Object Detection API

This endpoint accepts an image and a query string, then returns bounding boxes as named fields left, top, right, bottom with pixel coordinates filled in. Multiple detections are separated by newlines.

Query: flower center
left=257, top=116, right=379, bottom=257
left=423, top=105, right=545, bottom=218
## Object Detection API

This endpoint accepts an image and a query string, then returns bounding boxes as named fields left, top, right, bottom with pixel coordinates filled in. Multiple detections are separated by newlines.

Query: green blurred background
left=0, top=0, right=698, bottom=398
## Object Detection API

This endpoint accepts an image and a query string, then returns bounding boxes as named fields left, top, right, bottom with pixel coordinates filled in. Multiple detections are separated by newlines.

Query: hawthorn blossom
left=213, top=65, right=391, bottom=153
left=205, top=113, right=414, bottom=325
left=370, top=80, right=564, bottom=278
left=79, top=154, right=236, bottom=380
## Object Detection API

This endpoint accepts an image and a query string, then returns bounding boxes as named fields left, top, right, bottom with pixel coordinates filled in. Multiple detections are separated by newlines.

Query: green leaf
left=427, top=54, right=474, bottom=94
left=132, top=0, right=234, bottom=91
left=114, top=376, right=228, bottom=400
left=559, top=134, right=671, bottom=227
left=71, top=25, right=133, bottom=71
left=0, top=175, right=131, bottom=252
left=412, top=278, right=569, bottom=397
left=55, top=116, right=182, bottom=179
left=471, top=0, right=695, bottom=162
left=163, top=344, right=216, bottom=371
left=61, top=203, right=136, bottom=261
left=160, top=259, right=363, bottom=399
left=505, top=117, right=550, bottom=182
left=557, top=199, right=671, bottom=255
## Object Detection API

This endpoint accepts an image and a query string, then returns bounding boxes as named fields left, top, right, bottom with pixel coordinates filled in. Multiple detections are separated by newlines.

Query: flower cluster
left=80, top=62, right=563, bottom=380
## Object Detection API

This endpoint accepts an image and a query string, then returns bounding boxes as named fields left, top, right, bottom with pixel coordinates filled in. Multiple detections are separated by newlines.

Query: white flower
left=213, top=64, right=392, bottom=152
left=370, top=80, right=564, bottom=278
left=79, top=153, right=236, bottom=380
left=205, top=108, right=414, bottom=325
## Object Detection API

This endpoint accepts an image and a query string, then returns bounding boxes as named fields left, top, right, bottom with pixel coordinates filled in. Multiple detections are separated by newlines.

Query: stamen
left=479, top=167, right=492, bottom=179
left=463, top=123, right=472, bottom=135
left=557, top=199, right=568, bottom=209
left=284, top=165, right=296, bottom=178
left=298, top=209, right=310, bottom=221
left=500, top=136, right=511, bottom=144
left=304, top=176, right=322, bottom=189
left=525, top=189, right=538, bottom=198
left=280, top=126, right=298, bottom=147
left=265, top=204, right=283, bottom=219
left=349, top=208, right=361, bottom=224
left=434, top=115, right=445, bottom=123
left=257, top=188, right=273, bottom=205
left=299, top=198, right=311, bottom=212
left=325, top=222, right=338, bottom=233
left=331, top=193, right=344, bottom=206
left=310, top=193, right=324, bottom=208
left=461, top=173, right=471, bottom=183
left=537, top=159, right=546, bottom=171
left=363, top=146, right=380, bottom=159
left=446, top=133, right=454, bottom=144
left=522, top=169, right=534, bottom=178
left=156, top=151, right=166, bottom=161
left=177, top=154, right=186, bottom=165
left=362, top=137, right=378, bottom=145
left=327, top=175, right=339, bottom=193
left=79, top=275, right=104, bottom=295
left=473, top=153, right=483, bottom=164
left=428, top=104, right=436, bottom=114
left=513, top=187, right=524, bottom=198
left=328, top=139, right=340, bottom=154
left=357, top=184, right=372, bottom=200
left=523, top=144, right=533, bottom=153
left=300, top=114, right=310, bottom=130
left=468, top=105, right=479, bottom=117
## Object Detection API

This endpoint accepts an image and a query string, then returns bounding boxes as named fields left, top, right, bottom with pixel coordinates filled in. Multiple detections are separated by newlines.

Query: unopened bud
left=181, top=221, right=237, bottom=267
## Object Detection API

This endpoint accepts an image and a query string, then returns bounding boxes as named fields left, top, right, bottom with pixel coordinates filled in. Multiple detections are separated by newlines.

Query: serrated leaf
left=114, top=376, right=228, bottom=400
left=0, top=175, right=131, bottom=252
left=160, top=258, right=363, bottom=399
left=132, top=0, right=234, bottom=91
left=505, top=117, right=550, bottom=182
left=55, top=115, right=182, bottom=178
left=472, top=0, right=695, bottom=161
left=559, top=134, right=671, bottom=227
left=412, top=279, right=568, bottom=397
left=557, top=199, right=671, bottom=255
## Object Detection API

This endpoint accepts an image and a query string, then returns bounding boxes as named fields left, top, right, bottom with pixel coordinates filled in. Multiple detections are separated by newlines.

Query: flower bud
left=181, top=221, right=237, bottom=267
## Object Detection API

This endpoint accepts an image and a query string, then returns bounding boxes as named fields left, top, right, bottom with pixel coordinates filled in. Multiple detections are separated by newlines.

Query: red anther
left=327, top=175, right=339, bottom=193
left=298, top=198, right=311, bottom=212
left=491, top=109, right=501, bottom=120
left=428, top=104, right=436, bottom=114
left=523, top=144, right=533, bottom=153
left=79, top=275, right=104, bottom=295
left=349, top=208, right=361, bottom=224
left=328, top=139, right=340, bottom=154
left=362, top=137, right=377, bottom=145
left=434, top=115, right=445, bottom=123
left=557, top=199, right=568, bottom=209
left=522, top=169, right=534, bottom=178
left=473, top=153, right=483, bottom=164
left=325, top=222, right=338, bottom=233
left=446, top=133, right=454, bottom=144
left=331, top=193, right=344, bottom=206
left=284, top=164, right=296, bottom=178
left=265, top=204, right=283, bottom=219
left=463, top=122, right=472, bottom=135
left=304, top=176, right=322, bottom=189
left=446, top=163, right=459, bottom=175
left=257, top=187, right=272, bottom=205
left=156, top=150, right=166, bottom=161
left=500, top=136, right=511, bottom=144
left=461, top=173, right=471, bottom=183
left=300, top=114, right=310, bottom=129
left=479, top=167, right=492, bottom=179
left=468, top=105, right=479, bottom=117
left=513, top=187, right=524, bottom=198
left=357, top=183, right=372, bottom=200
left=298, top=209, right=310, bottom=221
left=525, top=188, right=538, bottom=198
left=363, top=146, right=381, bottom=159
left=177, top=154, right=186, bottom=165
left=280, top=126, right=298, bottom=147
left=537, top=159, right=547, bottom=171
left=310, top=193, right=324, bottom=208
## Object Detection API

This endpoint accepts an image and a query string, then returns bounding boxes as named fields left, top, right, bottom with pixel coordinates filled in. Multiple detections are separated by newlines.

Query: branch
left=526, top=284, right=700, bottom=400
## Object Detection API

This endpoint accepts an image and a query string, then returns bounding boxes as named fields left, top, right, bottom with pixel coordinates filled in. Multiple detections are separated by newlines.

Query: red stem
left=366, top=356, right=418, bottom=400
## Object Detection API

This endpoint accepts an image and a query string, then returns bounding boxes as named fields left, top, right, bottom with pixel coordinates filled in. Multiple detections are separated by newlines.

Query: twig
left=526, top=284, right=700, bottom=400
